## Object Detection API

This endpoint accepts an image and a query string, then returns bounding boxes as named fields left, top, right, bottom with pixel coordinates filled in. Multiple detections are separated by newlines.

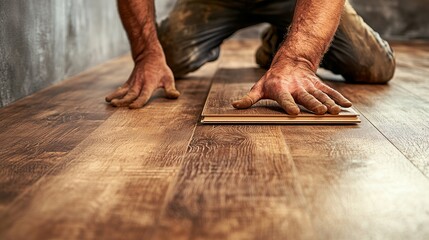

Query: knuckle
left=313, top=80, right=325, bottom=88
left=308, top=88, right=319, bottom=96
left=265, top=72, right=284, bottom=82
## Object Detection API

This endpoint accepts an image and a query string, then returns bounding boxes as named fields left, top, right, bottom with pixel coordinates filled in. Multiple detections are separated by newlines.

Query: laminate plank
left=281, top=118, right=429, bottom=240
left=391, top=43, right=429, bottom=102
left=311, top=42, right=429, bottom=177
left=0, top=61, right=218, bottom=239
left=153, top=125, right=314, bottom=240
left=218, top=39, right=260, bottom=69
left=392, top=42, right=429, bottom=71
left=0, top=56, right=132, bottom=212
left=327, top=79, right=429, bottom=177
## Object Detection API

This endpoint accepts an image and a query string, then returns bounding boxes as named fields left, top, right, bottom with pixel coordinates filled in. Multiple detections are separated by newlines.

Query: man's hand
left=105, top=52, right=180, bottom=109
left=232, top=61, right=352, bottom=115
left=233, top=0, right=348, bottom=115
left=107, top=0, right=179, bottom=109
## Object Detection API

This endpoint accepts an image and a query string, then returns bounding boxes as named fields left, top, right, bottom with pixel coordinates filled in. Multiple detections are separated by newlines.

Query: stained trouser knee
left=255, top=26, right=285, bottom=69
left=156, top=0, right=238, bottom=78
left=343, top=54, right=396, bottom=84
left=162, top=46, right=220, bottom=78
left=158, top=28, right=218, bottom=78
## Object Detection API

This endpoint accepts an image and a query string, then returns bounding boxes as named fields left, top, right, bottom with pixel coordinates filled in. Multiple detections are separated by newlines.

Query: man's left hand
left=232, top=61, right=352, bottom=115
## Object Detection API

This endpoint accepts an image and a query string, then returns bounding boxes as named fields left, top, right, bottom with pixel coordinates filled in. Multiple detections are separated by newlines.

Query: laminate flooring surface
left=0, top=40, right=428, bottom=240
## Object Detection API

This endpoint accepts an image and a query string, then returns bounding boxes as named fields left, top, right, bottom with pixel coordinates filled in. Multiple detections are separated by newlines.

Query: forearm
left=117, top=0, right=162, bottom=61
left=272, top=0, right=345, bottom=72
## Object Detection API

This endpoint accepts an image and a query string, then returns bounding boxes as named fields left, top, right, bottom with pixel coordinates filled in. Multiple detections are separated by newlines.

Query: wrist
left=129, top=23, right=164, bottom=62
left=133, top=41, right=165, bottom=63
left=135, top=49, right=165, bottom=65
left=272, top=37, right=324, bottom=72
left=270, top=54, right=316, bottom=74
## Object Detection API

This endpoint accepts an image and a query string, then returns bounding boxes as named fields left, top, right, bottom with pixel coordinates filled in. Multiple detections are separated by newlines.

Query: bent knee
left=344, top=54, right=396, bottom=84
left=163, top=48, right=220, bottom=78
left=164, top=51, right=200, bottom=78
left=159, top=32, right=220, bottom=78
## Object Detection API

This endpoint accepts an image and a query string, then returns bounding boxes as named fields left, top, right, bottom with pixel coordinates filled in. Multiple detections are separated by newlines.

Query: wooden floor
left=0, top=40, right=429, bottom=240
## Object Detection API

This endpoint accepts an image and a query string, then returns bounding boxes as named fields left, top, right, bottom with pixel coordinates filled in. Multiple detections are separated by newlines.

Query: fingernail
left=288, top=107, right=300, bottom=115
left=315, top=106, right=328, bottom=115
left=111, top=100, right=121, bottom=107
left=330, top=106, right=341, bottom=115
left=232, top=101, right=240, bottom=108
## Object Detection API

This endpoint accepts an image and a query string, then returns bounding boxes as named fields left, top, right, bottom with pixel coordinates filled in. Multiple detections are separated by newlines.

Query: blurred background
left=1, top=0, right=428, bottom=107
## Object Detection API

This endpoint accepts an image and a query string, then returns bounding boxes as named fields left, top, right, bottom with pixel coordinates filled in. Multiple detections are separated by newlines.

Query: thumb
left=232, top=90, right=262, bottom=109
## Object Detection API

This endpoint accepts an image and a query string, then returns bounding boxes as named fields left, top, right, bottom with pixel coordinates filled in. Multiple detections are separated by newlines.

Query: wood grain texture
left=327, top=74, right=429, bottom=177
left=150, top=41, right=314, bottom=240
left=153, top=125, right=314, bottom=240
left=157, top=40, right=429, bottom=240
left=0, top=56, right=132, bottom=213
left=282, top=119, right=429, bottom=240
left=391, top=43, right=429, bottom=101
left=314, top=42, right=429, bottom=177
left=0, top=61, right=219, bottom=240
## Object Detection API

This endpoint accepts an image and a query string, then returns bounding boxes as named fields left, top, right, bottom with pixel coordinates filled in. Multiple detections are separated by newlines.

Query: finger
left=111, top=89, right=139, bottom=107
left=309, top=88, right=341, bottom=115
left=317, top=83, right=352, bottom=107
left=275, top=92, right=300, bottom=115
left=111, top=73, right=144, bottom=107
left=129, top=85, right=157, bottom=109
left=295, top=90, right=327, bottom=115
left=105, top=85, right=129, bottom=102
left=232, top=90, right=262, bottom=109
left=163, top=77, right=180, bottom=99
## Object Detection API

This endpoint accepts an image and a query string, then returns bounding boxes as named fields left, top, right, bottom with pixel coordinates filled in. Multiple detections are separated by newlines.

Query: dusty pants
left=158, top=0, right=396, bottom=83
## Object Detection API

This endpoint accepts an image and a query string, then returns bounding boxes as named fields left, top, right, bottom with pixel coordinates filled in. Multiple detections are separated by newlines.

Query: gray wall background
left=0, top=0, right=129, bottom=107
left=351, top=0, right=429, bottom=40
left=1, top=0, right=428, bottom=107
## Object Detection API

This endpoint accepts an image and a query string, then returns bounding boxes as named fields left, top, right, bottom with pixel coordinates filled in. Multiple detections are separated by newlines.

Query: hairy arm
left=233, top=0, right=352, bottom=115
left=273, top=0, right=344, bottom=71
left=117, top=0, right=161, bottom=60
left=106, top=0, right=179, bottom=109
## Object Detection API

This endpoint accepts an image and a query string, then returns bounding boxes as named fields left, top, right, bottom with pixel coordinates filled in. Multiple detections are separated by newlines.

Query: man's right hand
left=108, top=0, right=179, bottom=109
left=105, top=51, right=180, bottom=109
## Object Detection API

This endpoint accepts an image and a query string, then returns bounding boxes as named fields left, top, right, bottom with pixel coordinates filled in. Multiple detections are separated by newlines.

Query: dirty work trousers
left=158, top=0, right=396, bottom=83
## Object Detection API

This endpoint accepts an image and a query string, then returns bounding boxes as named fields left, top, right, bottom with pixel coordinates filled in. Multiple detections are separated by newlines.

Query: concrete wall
left=1, top=0, right=428, bottom=107
left=351, top=0, right=429, bottom=40
left=0, top=0, right=129, bottom=107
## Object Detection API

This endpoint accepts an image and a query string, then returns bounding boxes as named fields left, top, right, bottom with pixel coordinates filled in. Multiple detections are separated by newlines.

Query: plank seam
left=0, top=108, right=119, bottom=218
left=147, top=59, right=221, bottom=237
left=356, top=106, right=429, bottom=180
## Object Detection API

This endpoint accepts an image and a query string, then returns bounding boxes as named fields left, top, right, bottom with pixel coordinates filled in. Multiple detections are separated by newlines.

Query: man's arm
left=233, top=0, right=352, bottom=115
left=106, top=0, right=179, bottom=109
